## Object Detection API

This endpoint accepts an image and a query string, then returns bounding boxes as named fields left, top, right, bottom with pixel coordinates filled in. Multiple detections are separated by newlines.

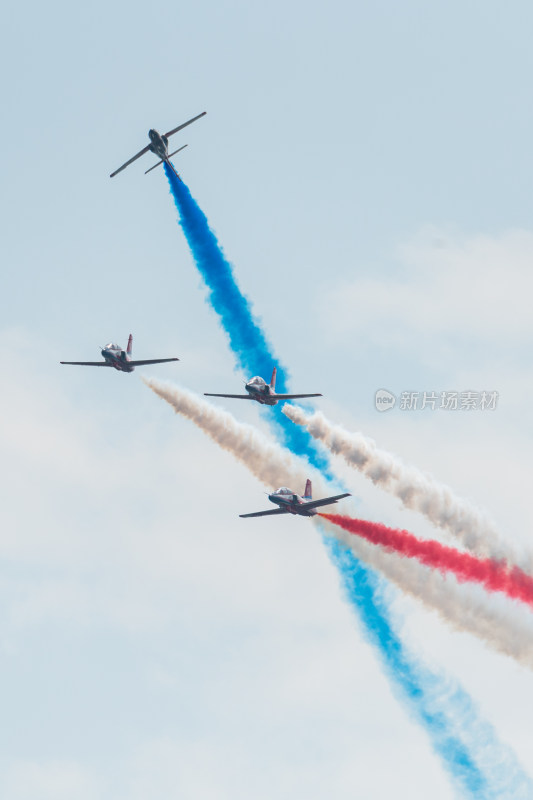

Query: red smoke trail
left=320, top=514, right=533, bottom=610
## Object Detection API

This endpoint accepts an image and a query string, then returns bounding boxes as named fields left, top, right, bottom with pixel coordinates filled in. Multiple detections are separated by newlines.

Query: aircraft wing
left=274, top=393, right=323, bottom=400
left=110, top=144, right=152, bottom=178
left=60, top=361, right=112, bottom=366
left=127, top=358, right=179, bottom=366
left=204, top=393, right=255, bottom=400
left=164, top=112, right=207, bottom=138
left=299, top=493, right=351, bottom=511
left=239, top=508, right=289, bottom=518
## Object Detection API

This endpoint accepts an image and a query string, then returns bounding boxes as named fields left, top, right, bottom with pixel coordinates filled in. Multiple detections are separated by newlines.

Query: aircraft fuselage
left=245, top=376, right=279, bottom=405
left=148, top=129, right=169, bottom=162
left=268, top=489, right=316, bottom=516
left=101, top=345, right=134, bottom=372
left=239, top=480, right=349, bottom=520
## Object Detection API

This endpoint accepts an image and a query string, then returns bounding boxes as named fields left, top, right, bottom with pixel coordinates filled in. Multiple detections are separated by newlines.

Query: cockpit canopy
left=104, top=343, right=120, bottom=351
left=247, top=376, right=265, bottom=386
left=275, top=487, right=294, bottom=495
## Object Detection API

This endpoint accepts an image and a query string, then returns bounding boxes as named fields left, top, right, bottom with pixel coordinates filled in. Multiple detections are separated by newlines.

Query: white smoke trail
left=145, top=378, right=533, bottom=670
left=143, top=377, right=329, bottom=496
left=283, top=404, right=527, bottom=569
left=323, top=519, right=533, bottom=670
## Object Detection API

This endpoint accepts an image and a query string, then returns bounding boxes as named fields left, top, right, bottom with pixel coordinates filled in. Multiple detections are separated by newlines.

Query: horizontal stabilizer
left=239, top=508, right=288, bottom=518
left=168, top=144, right=188, bottom=158
left=60, top=361, right=112, bottom=367
left=145, top=145, right=188, bottom=174
left=145, top=160, right=164, bottom=175
left=128, top=358, right=179, bottom=367
left=204, top=393, right=254, bottom=400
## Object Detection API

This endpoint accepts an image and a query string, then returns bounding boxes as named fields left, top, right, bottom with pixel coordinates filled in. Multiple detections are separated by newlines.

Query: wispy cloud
left=325, top=228, right=533, bottom=348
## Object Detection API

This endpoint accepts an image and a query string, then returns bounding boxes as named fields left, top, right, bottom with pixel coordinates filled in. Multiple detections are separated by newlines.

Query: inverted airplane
left=205, top=367, right=322, bottom=406
left=60, top=335, right=179, bottom=373
left=109, top=111, right=207, bottom=179
left=240, top=479, right=350, bottom=518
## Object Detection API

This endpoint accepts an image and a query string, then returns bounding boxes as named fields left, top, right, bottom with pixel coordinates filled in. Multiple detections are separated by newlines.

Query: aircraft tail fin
left=304, top=479, right=312, bottom=500
left=270, top=367, right=277, bottom=391
left=127, top=334, right=133, bottom=356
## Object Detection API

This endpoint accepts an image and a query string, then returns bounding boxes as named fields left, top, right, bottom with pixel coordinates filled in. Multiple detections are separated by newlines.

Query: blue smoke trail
left=163, top=165, right=331, bottom=474
left=328, top=538, right=532, bottom=799
left=163, top=164, right=532, bottom=797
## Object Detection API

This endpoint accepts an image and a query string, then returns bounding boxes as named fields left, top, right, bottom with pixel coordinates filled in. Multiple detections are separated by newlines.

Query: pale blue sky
left=1, top=1, right=533, bottom=797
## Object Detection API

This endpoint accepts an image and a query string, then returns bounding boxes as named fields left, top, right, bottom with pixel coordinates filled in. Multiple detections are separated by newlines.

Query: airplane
left=109, top=111, right=207, bottom=178
left=60, top=335, right=179, bottom=373
left=204, top=367, right=322, bottom=406
left=239, top=479, right=350, bottom=518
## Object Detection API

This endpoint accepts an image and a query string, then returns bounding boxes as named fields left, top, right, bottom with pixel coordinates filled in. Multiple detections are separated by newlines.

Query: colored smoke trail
left=162, top=169, right=533, bottom=794
left=146, top=378, right=533, bottom=667
left=327, top=537, right=488, bottom=798
left=332, top=513, right=533, bottom=670
left=328, top=538, right=533, bottom=800
left=322, top=514, right=533, bottom=611
left=283, top=404, right=525, bottom=567
left=163, top=164, right=329, bottom=472
left=145, top=379, right=533, bottom=792
left=162, top=167, right=533, bottom=793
